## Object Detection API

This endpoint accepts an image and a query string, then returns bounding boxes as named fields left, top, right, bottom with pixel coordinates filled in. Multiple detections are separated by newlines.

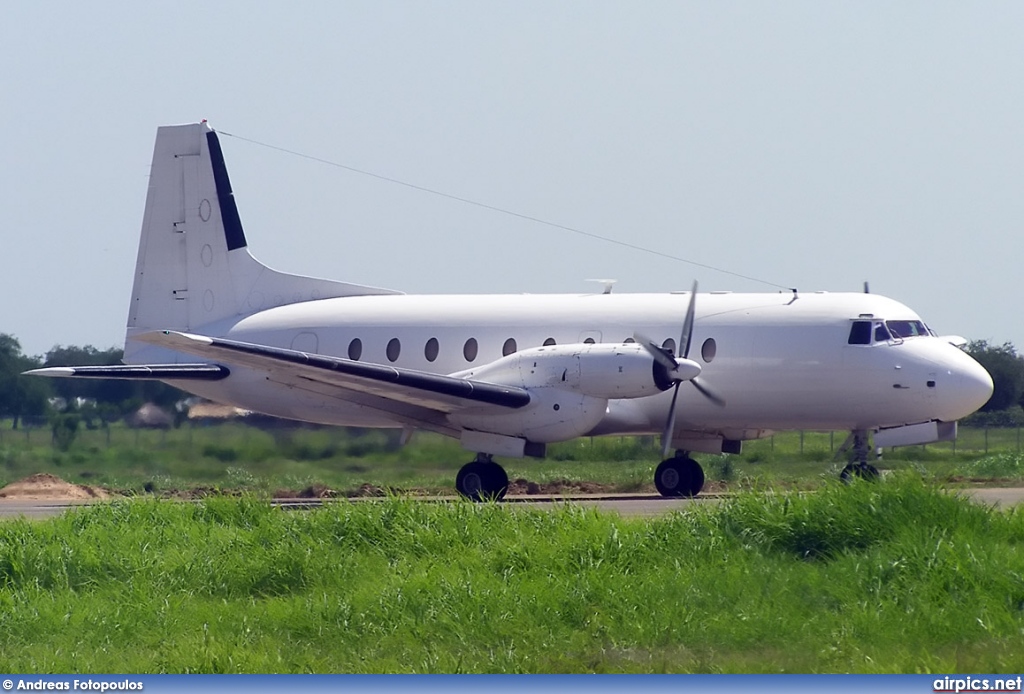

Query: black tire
left=456, top=460, right=509, bottom=501
left=654, top=457, right=704, bottom=498
left=840, top=462, right=880, bottom=483
left=483, top=461, right=509, bottom=501
left=682, top=457, right=705, bottom=497
left=456, top=461, right=486, bottom=501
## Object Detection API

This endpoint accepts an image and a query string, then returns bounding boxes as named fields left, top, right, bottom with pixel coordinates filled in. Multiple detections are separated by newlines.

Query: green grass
left=1, top=421, right=1023, bottom=496
left=0, top=475, right=1022, bottom=672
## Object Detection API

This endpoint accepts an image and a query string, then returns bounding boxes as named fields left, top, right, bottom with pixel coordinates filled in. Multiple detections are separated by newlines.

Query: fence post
left=985, top=427, right=989, bottom=455
left=800, top=431, right=804, bottom=454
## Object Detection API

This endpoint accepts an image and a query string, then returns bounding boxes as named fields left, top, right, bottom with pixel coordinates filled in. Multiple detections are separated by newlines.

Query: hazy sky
left=3, top=2, right=1022, bottom=358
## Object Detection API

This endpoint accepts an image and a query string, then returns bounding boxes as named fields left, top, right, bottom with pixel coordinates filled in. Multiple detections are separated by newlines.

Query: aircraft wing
left=133, top=330, right=532, bottom=414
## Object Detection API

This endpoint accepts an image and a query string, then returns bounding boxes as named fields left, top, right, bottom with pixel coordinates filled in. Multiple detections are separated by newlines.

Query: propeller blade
left=633, top=331, right=677, bottom=372
left=678, top=280, right=698, bottom=359
left=661, top=383, right=681, bottom=459
left=691, top=378, right=726, bottom=407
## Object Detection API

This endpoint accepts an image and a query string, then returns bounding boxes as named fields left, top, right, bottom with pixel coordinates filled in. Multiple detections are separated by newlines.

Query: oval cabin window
left=463, top=338, right=478, bottom=362
left=348, top=338, right=362, bottom=361
left=701, top=338, right=717, bottom=363
left=425, top=337, right=439, bottom=362
left=386, top=338, right=401, bottom=362
left=502, top=338, right=517, bottom=356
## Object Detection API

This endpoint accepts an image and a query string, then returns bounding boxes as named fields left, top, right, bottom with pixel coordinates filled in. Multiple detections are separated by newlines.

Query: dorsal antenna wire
left=219, top=130, right=792, bottom=291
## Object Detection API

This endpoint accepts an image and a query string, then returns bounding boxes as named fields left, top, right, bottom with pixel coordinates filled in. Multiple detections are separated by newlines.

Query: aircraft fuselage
left=147, top=289, right=991, bottom=448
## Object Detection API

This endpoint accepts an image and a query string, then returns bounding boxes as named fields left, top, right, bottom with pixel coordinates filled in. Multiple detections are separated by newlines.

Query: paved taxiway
left=2, top=488, right=1023, bottom=520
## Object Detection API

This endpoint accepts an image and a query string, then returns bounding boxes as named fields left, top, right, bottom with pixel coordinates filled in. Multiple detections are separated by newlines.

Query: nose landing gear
left=838, top=430, right=880, bottom=482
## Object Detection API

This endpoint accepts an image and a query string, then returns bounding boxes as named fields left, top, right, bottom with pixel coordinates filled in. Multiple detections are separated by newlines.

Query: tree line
left=3, top=333, right=1024, bottom=429
left=0, top=334, right=181, bottom=430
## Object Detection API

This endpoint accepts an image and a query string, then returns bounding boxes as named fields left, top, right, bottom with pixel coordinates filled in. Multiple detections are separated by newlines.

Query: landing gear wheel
left=654, top=456, right=705, bottom=498
left=456, top=458, right=509, bottom=501
left=840, top=462, right=879, bottom=483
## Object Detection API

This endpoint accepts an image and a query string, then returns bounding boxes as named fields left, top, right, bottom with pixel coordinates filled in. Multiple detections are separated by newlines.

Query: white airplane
left=27, top=122, right=994, bottom=499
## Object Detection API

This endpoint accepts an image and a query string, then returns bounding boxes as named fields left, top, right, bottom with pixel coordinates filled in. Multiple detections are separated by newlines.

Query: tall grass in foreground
left=1, top=475, right=1023, bottom=673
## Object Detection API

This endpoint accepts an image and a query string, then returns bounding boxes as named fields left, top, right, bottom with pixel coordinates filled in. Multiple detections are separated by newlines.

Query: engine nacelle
left=449, top=387, right=607, bottom=443
left=448, top=342, right=700, bottom=444
left=457, top=342, right=675, bottom=400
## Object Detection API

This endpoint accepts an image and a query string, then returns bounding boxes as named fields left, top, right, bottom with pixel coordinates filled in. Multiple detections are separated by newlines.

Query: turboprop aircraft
left=26, top=122, right=994, bottom=500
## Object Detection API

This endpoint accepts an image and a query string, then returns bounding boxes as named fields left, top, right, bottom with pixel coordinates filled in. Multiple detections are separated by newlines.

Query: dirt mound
left=273, top=483, right=340, bottom=499
left=0, top=473, right=112, bottom=500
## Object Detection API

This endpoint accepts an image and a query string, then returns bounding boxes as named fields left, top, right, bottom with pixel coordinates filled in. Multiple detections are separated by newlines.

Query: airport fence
left=0, top=419, right=1020, bottom=458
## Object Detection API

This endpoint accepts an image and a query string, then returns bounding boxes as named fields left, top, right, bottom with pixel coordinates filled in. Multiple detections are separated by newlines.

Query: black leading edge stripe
left=64, top=364, right=230, bottom=381
left=206, top=130, right=248, bottom=251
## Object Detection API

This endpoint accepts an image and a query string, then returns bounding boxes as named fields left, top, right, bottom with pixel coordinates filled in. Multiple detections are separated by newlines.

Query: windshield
left=848, top=319, right=931, bottom=345
left=886, top=320, right=929, bottom=339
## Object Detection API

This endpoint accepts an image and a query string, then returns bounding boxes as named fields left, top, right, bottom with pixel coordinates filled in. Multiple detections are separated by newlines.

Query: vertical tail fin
left=124, top=122, right=398, bottom=362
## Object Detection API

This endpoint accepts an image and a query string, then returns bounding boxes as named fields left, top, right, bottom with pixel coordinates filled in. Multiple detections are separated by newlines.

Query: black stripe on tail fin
left=206, top=130, right=247, bottom=251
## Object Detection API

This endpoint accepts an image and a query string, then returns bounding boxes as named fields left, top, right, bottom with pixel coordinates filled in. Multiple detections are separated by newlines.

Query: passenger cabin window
left=543, top=338, right=556, bottom=347
left=386, top=338, right=401, bottom=362
left=464, top=338, right=478, bottom=362
left=425, top=337, right=439, bottom=362
left=348, top=338, right=362, bottom=360
left=701, top=338, right=717, bottom=363
left=502, top=338, right=517, bottom=356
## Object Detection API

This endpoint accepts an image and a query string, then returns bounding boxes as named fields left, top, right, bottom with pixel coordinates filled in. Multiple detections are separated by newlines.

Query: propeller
left=634, top=281, right=725, bottom=458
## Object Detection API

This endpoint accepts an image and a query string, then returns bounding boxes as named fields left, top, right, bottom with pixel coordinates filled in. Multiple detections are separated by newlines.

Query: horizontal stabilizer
left=24, top=364, right=230, bottom=380
left=137, top=331, right=532, bottom=412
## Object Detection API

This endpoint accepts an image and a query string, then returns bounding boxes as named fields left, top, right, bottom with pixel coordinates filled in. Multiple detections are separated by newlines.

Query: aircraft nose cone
left=956, top=353, right=994, bottom=417
left=918, top=341, right=994, bottom=421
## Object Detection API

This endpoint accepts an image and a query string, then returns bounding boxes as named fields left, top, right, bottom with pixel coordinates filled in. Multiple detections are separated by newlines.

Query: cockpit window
left=848, top=321, right=872, bottom=345
left=886, top=320, right=928, bottom=339
left=850, top=318, right=932, bottom=345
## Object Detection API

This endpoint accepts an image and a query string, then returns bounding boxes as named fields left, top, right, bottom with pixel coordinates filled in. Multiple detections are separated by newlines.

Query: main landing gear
left=455, top=451, right=706, bottom=501
left=654, top=451, right=705, bottom=498
left=839, top=429, right=880, bottom=482
left=455, top=454, right=509, bottom=501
